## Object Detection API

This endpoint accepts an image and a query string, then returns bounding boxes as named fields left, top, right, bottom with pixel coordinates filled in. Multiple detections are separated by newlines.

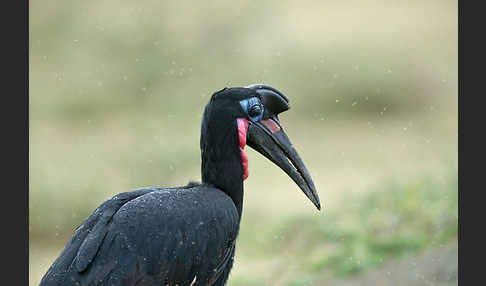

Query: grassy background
left=29, top=0, right=457, bottom=285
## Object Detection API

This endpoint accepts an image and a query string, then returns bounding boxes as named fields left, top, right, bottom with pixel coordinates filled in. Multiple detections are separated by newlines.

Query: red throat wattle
left=237, top=118, right=249, bottom=180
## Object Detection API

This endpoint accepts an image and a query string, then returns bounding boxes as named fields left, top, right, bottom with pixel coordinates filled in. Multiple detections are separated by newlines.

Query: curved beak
left=246, top=117, right=321, bottom=210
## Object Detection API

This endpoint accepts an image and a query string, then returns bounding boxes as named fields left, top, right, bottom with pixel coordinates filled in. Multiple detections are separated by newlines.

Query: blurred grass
left=229, top=172, right=458, bottom=286
left=30, top=0, right=457, bottom=285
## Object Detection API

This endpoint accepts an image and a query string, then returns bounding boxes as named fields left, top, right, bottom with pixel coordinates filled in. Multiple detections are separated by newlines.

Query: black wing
left=207, top=239, right=235, bottom=286
left=39, top=186, right=240, bottom=286
left=39, top=188, right=155, bottom=285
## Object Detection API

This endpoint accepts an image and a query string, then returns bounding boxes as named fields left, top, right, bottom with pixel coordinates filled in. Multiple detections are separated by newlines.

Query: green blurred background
left=29, top=0, right=457, bottom=285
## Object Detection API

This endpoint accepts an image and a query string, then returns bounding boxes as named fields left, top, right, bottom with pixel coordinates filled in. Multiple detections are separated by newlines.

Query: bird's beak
left=246, top=117, right=321, bottom=210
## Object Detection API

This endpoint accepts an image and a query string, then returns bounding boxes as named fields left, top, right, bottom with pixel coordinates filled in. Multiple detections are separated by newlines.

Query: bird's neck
left=201, top=122, right=245, bottom=217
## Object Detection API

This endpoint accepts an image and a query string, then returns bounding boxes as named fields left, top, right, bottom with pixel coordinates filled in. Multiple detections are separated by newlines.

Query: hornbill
left=39, top=84, right=321, bottom=286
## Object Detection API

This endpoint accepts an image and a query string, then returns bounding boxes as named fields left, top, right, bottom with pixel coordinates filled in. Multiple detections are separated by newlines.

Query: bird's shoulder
left=118, top=184, right=237, bottom=216
left=112, top=184, right=239, bottom=237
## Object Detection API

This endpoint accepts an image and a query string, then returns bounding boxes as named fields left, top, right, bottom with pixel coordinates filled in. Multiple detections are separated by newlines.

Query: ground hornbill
left=39, top=84, right=321, bottom=286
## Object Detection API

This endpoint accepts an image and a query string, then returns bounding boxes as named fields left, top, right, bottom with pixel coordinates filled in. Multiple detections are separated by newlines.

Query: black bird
left=39, top=84, right=321, bottom=286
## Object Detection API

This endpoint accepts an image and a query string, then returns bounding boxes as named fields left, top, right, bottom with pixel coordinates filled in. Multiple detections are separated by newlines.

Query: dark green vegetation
left=30, top=0, right=457, bottom=285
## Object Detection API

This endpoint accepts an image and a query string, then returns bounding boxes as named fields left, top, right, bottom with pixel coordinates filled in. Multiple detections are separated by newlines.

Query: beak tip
left=311, top=192, right=321, bottom=211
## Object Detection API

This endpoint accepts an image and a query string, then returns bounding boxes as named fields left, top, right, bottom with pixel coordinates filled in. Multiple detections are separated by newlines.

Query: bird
left=39, top=84, right=321, bottom=286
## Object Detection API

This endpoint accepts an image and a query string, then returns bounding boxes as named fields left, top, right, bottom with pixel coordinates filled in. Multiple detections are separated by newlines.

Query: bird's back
left=40, top=184, right=239, bottom=286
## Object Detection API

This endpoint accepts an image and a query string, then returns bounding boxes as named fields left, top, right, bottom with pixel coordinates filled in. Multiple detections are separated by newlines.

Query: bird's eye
left=249, top=104, right=263, bottom=118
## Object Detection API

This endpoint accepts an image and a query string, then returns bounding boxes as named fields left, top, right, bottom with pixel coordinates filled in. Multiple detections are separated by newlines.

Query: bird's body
left=40, top=85, right=320, bottom=286
left=41, top=186, right=239, bottom=286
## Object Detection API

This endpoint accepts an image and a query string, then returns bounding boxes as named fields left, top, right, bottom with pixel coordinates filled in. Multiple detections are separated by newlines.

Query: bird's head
left=201, top=84, right=321, bottom=211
